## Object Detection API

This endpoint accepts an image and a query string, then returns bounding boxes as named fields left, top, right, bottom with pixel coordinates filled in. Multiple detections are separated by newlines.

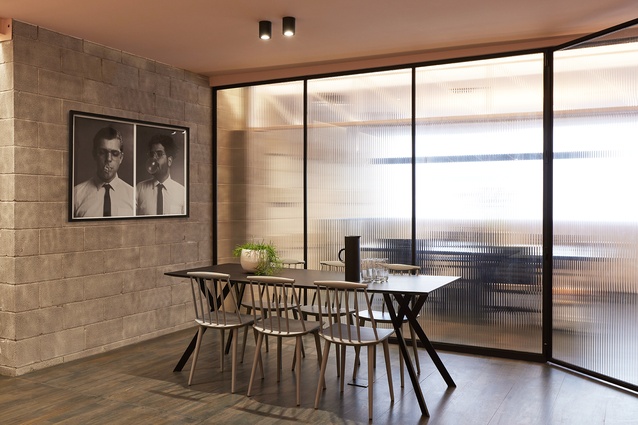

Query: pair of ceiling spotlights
left=259, top=16, right=295, bottom=40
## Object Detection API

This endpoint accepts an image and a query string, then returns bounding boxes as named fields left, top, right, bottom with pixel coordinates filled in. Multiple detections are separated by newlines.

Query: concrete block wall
left=0, top=21, right=212, bottom=376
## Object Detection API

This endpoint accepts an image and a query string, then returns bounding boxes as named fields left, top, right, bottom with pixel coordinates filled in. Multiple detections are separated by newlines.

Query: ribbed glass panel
left=216, top=82, right=305, bottom=263
left=553, top=28, right=638, bottom=386
left=415, top=55, right=545, bottom=352
left=306, top=70, right=413, bottom=269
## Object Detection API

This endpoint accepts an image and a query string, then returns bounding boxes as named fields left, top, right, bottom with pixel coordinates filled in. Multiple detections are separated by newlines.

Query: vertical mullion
left=410, top=67, right=418, bottom=264
left=543, top=49, right=554, bottom=361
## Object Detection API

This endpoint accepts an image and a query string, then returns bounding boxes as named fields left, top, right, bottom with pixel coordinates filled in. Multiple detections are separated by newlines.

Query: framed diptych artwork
left=69, top=110, right=189, bottom=221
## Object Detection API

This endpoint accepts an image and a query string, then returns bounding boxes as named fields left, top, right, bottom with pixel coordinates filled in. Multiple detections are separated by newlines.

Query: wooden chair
left=299, top=284, right=350, bottom=377
left=313, top=280, right=395, bottom=421
left=246, top=275, right=322, bottom=406
left=357, top=263, right=421, bottom=386
left=239, top=274, right=301, bottom=356
left=186, top=271, right=256, bottom=393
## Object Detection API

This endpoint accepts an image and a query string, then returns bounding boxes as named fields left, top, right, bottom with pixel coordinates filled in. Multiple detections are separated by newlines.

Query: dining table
left=165, top=262, right=460, bottom=416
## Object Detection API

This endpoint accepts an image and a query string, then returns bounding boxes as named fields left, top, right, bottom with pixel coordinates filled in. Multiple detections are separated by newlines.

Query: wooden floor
left=1, top=328, right=637, bottom=425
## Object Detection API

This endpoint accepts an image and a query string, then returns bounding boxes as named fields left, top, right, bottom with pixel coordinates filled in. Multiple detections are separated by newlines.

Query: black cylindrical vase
left=344, top=235, right=361, bottom=282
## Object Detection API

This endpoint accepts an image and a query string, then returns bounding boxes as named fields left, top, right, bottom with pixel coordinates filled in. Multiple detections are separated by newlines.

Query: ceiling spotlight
left=282, top=16, right=295, bottom=37
left=259, top=20, right=272, bottom=40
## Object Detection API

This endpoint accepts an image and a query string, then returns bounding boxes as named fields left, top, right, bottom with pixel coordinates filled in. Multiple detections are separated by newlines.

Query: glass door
left=553, top=24, right=638, bottom=389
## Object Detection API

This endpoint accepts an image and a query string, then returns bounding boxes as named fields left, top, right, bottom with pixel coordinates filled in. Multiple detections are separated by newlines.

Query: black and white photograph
left=135, top=125, right=188, bottom=216
left=69, top=111, right=189, bottom=221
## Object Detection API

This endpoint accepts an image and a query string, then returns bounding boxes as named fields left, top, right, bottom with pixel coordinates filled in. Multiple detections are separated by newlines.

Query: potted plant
left=233, top=240, right=282, bottom=275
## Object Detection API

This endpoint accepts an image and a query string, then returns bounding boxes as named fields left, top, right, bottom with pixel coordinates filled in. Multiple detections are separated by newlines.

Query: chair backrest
left=247, top=275, right=307, bottom=333
left=386, top=263, right=420, bottom=275
left=187, top=271, right=242, bottom=326
left=313, top=280, right=379, bottom=343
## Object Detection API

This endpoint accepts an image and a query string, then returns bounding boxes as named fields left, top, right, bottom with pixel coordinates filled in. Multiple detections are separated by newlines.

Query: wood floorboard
left=1, top=327, right=636, bottom=425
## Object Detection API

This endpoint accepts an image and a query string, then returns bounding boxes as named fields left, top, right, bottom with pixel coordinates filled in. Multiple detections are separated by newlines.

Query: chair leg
left=219, top=329, right=225, bottom=371
left=231, top=328, right=238, bottom=393
left=243, top=304, right=262, bottom=356
left=291, top=338, right=299, bottom=370
left=399, top=325, right=405, bottom=388
left=313, top=332, right=323, bottom=364
left=340, top=344, right=347, bottom=393
left=247, top=331, right=264, bottom=397
left=354, top=318, right=364, bottom=368
left=335, top=344, right=341, bottom=377
left=352, top=346, right=360, bottom=381
left=373, top=345, right=377, bottom=369
left=241, top=324, right=249, bottom=363
left=295, top=335, right=302, bottom=406
left=382, top=340, right=395, bottom=402
left=314, top=340, right=332, bottom=409
left=188, top=326, right=204, bottom=386
left=254, top=328, right=264, bottom=379
left=292, top=342, right=297, bottom=371
left=277, top=337, right=283, bottom=382
left=367, top=345, right=374, bottom=421
left=409, top=324, right=421, bottom=374
left=264, top=312, right=269, bottom=353
left=298, top=329, right=306, bottom=359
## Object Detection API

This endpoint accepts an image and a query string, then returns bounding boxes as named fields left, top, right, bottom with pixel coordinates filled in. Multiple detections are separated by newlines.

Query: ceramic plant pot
left=240, top=249, right=265, bottom=273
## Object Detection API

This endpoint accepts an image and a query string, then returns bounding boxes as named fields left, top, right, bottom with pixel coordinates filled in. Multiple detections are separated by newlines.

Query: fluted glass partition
left=217, top=57, right=545, bottom=353
left=553, top=28, right=638, bottom=386
left=414, top=54, right=545, bottom=352
left=215, top=19, right=638, bottom=389
left=216, top=82, right=305, bottom=263
left=306, top=70, right=413, bottom=268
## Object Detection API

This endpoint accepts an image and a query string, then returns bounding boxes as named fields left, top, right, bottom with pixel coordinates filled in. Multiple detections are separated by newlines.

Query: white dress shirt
left=136, top=175, right=185, bottom=215
left=73, top=175, right=134, bottom=218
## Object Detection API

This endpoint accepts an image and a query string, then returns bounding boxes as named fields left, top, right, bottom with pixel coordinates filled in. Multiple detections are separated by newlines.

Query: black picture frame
left=69, top=110, right=189, bottom=221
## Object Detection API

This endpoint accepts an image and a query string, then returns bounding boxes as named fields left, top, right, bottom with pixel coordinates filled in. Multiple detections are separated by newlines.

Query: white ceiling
left=1, top=0, right=636, bottom=82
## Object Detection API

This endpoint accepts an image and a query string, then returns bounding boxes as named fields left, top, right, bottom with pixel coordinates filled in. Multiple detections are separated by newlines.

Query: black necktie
left=157, top=183, right=164, bottom=215
left=103, top=184, right=112, bottom=217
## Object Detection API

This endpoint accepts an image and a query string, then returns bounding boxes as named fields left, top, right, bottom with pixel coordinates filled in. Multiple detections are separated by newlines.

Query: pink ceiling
left=1, top=0, right=636, bottom=84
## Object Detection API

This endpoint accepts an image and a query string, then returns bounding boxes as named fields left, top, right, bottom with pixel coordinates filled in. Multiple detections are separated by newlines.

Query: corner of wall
left=0, top=26, right=16, bottom=375
left=0, top=20, right=213, bottom=376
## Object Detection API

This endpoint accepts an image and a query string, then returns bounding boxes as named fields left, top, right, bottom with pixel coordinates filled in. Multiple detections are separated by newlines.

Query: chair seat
left=300, top=304, right=348, bottom=317
left=195, top=312, right=255, bottom=328
left=321, top=323, right=394, bottom=346
left=281, top=259, right=305, bottom=268
left=319, top=260, right=345, bottom=270
left=254, top=318, right=322, bottom=336
left=386, top=263, right=420, bottom=273
left=358, top=309, right=417, bottom=324
left=241, top=301, right=301, bottom=311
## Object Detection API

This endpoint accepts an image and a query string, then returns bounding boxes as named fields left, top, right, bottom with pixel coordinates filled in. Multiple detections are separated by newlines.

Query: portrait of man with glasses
left=72, top=125, right=135, bottom=218
left=135, top=132, right=186, bottom=216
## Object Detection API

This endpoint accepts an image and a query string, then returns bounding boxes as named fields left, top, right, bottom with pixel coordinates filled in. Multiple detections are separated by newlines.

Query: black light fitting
left=259, top=20, right=272, bottom=40
left=282, top=16, right=295, bottom=37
